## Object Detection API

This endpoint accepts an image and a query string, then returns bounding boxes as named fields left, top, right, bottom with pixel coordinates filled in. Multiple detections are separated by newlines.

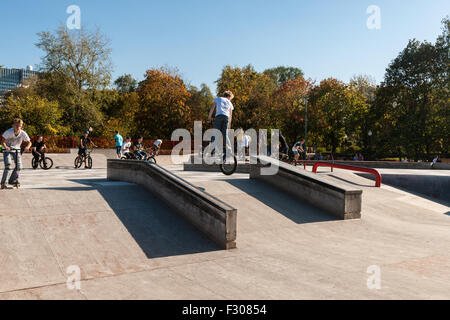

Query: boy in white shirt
left=121, top=137, right=132, bottom=157
left=152, top=139, right=163, bottom=155
left=1, top=119, right=32, bottom=189
left=207, top=91, right=234, bottom=159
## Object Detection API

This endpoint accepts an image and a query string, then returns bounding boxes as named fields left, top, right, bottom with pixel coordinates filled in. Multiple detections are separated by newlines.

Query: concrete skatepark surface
left=0, top=153, right=449, bottom=299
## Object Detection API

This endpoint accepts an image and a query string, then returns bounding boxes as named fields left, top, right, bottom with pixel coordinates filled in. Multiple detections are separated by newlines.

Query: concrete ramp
left=0, top=165, right=221, bottom=298
left=107, top=159, right=237, bottom=249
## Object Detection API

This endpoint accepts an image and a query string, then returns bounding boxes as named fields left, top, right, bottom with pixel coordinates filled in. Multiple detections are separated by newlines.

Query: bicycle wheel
left=31, top=157, right=38, bottom=169
left=74, top=156, right=83, bottom=169
left=40, top=157, right=53, bottom=170
left=87, top=156, right=93, bottom=169
left=220, top=155, right=237, bottom=176
left=147, top=156, right=157, bottom=164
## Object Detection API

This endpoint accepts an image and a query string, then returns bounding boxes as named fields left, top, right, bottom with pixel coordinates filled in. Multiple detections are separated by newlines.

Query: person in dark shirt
left=133, top=136, right=147, bottom=160
left=78, top=130, right=97, bottom=159
left=32, top=135, right=47, bottom=169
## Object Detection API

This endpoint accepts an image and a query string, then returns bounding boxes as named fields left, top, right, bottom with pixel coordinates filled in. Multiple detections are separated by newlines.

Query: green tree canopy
left=114, top=74, right=138, bottom=93
left=187, top=83, right=214, bottom=122
left=35, top=25, right=113, bottom=135
left=376, top=17, right=449, bottom=160
left=263, top=66, right=304, bottom=87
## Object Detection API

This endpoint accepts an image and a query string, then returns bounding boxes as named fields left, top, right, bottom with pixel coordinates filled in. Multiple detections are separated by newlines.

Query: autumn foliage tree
left=0, top=94, right=65, bottom=136
left=135, top=68, right=192, bottom=138
left=308, top=78, right=361, bottom=153
left=216, top=65, right=276, bottom=130
left=270, top=76, right=314, bottom=144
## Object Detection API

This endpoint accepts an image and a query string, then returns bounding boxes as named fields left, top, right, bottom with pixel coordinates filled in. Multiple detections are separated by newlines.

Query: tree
left=376, top=18, right=449, bottom=160
left=309, top=78, right=359, bottom=154
left=135, top=67, right=192, bottom=138
left=347, top=75, right=377, bottom=157
left=114, top=74, right=138, bottom=93
left=187, top=83, right=214, bottom=122
left=270, top=76, right=314, bottom=145
left=0, top=94, right=65, bottom=136
left=36, top=25, right=112, bottom=90
left=263, top=66, right=304, bottom=87
left=35, top=25, right=113, bottom=134
left=99, top=91, right=140, bottom=138
left=216, top=65, right=277, bottom=130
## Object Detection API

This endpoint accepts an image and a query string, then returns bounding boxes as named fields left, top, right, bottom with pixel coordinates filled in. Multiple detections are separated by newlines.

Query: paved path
left=0, top=155, right=449, bottom=299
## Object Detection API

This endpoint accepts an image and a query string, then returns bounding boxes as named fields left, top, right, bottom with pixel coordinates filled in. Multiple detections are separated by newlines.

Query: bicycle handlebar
left=1, top=148, right=25, bottom=154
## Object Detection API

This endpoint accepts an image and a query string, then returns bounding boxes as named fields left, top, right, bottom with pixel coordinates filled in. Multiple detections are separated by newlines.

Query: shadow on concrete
left=445, top=212, right=450, bottom=217
left=224, top=178, right=337, bottom=224
left=42, top=179, right=221, bottom=259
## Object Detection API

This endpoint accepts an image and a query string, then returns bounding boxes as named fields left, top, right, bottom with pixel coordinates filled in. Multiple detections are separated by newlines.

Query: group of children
left=114, top=131, right=162, bottom=160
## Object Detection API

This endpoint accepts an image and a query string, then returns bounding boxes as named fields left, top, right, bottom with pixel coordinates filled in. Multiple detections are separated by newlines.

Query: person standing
left=207, top=91, right=234, bottom=159
left=114, top=131, right=123, bottom=159
left=292, top=139, right=305, bottom=162
left=1, top=119, right=32, bottom=189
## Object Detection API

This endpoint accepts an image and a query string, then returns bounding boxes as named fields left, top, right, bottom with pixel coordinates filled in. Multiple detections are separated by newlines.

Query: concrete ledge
left=184, top=155, right=251, bottom=173
left=250, top=156, right=363, bottom=220
left=107, top=159, right=237, bottom=249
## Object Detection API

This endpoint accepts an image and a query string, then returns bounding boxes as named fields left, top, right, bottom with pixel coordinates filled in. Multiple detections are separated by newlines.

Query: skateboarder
left=1, top=119, right=32, bottom=189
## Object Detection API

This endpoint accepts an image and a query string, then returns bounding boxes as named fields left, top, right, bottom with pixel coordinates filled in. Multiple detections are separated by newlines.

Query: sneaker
left=1, top=184, right=7, bottom=190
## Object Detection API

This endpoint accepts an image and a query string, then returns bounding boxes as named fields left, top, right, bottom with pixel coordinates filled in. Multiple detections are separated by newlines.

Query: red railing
left=312, top=162, right=382, bottom=188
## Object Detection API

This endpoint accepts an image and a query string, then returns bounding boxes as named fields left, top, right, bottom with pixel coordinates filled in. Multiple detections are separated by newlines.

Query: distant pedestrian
left=433, top=155, right=441, bottom=164
left=114, top=131, right=123, bottom=159
left=292, top=139, right=305, bottom=162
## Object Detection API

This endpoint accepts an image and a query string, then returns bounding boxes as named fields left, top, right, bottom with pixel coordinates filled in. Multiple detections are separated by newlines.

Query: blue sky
left=1, top=0, right=448, bottom=92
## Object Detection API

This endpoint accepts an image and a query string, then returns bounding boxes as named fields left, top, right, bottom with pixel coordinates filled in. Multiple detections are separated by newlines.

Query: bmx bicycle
left=202, top=146, right=238, bottom=176
left=31, top=153, right=53, bottom=170
left=121, top=147, right=158, bottom=164
left=202, top=122, right=238, bottom=176
left=74, top=148, right=93, bottom=169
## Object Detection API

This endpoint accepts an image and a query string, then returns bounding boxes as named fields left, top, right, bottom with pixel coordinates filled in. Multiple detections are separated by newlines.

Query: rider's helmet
left=84, top=130, right=90, bottom=135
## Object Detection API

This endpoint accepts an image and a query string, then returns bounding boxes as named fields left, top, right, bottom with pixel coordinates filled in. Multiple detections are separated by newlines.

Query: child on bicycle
left=32, top=135, right=47, bottom=169
left=78, top=130, right=97, bottom=168
left=121, top=136, right=132, bottom=158
left=151, top=139, right=163, bottom=156
left=292, top=139, right=305, bottom=162
left=133, top=136, right=147, bottom=160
